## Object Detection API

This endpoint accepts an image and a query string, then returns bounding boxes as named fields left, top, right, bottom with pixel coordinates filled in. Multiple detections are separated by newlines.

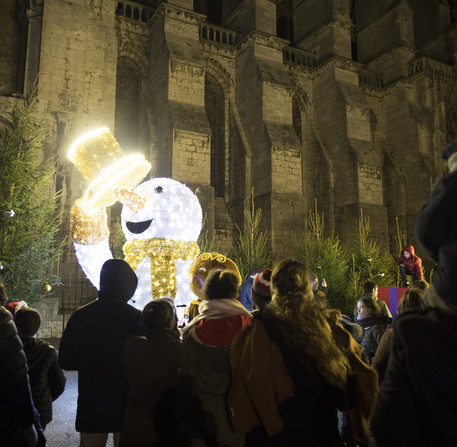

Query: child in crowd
left=121, top=299, right=181, bottom=447
left=15, top=307, right=66, bottom=430
left=251, top=268, right=272, bottom=311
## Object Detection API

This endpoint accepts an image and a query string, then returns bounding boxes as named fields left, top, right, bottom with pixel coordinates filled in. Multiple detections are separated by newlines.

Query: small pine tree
left=197, top=213, right=216, bottom=254
left=294, top=201, right=352, bottom=315
left=0, top=92, right=63, bottom=304
left=230, top=189, right=273, bottom=280
left=393, top=216, right=407, bottom=286
left=348, top=209, right=396, bottom=302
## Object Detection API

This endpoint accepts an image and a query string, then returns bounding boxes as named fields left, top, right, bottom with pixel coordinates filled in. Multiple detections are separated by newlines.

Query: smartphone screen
left=176, top=304, right=188, bottom=328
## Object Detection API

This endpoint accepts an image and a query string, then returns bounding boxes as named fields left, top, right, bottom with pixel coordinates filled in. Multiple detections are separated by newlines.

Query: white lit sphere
left=121, top=178, right=202, bottom=242
left=121, top=178, right=202, bottom=309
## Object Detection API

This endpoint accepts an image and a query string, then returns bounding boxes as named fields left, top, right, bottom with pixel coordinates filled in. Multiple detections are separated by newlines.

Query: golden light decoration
left=43, top=283, right=52, bottom=293
left=68, top=128, right=151, bottom=208
left=188, top=252, right=241, bottom=299
left=123, top=238, right=200, bottom=298
left=113, top=187, right=146, bottom=212
left=70, top=198, right=109, bottom=245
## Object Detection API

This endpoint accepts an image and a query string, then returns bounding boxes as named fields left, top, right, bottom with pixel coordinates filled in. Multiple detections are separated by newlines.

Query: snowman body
left=73, top=178, right=202, bottom=309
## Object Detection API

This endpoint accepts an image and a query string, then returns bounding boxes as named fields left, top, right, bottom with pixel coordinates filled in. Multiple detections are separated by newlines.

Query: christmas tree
left=294, top=201, right=352, bottom=315
left=231, top=189, right=274, bottom=280
left=348, top=209, right=396, bottom=299
left=0, top=92, right=63, bottom=304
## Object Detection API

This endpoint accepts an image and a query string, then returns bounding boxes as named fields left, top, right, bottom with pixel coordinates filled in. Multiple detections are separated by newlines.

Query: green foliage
left=0, top=92, right=64, bottom=304
left=293, top=204, right=399, bottom=315
left=230, top=189, right=274, bottom=280
left=294, top=201, right=352, bottom=315
left=197, top=213, right=216, bottom=255
left=110, top=218, right=127, bottom=259
left=197, top=229, right=216, bottom=255
left=348, top=209, right=396, bottom=301
left=393, top=217, right=407, bottom=286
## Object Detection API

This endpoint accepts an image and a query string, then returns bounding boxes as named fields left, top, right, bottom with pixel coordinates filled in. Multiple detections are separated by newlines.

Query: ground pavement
left=45, top=370, right=116, bottom=447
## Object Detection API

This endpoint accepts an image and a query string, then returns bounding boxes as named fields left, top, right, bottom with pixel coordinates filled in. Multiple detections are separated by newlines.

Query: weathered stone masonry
left=1, top=0, right=457, bottom=324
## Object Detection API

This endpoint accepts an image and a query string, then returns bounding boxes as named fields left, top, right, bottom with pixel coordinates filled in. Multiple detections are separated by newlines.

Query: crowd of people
left=1, top=138, right=456, bottom=446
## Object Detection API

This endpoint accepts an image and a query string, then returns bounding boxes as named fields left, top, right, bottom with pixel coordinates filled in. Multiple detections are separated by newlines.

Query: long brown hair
left=270, top=260, right=351, bottom=389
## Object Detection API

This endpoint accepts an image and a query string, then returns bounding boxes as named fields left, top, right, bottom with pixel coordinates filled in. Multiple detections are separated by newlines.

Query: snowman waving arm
left=67, top=128, right=151, bottom=291
left=70, top=198, right=113, bottom=289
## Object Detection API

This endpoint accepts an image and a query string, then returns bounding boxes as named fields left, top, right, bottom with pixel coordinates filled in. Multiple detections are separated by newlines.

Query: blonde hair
left=270, top=260, right=351, bottom=389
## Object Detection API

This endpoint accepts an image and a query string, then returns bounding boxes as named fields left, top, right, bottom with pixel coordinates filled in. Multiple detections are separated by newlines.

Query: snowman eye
left=155, top=186, right=163, bottom=193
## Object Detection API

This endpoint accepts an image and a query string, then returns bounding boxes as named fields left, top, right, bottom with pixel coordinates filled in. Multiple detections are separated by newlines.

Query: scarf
left=356, top=314, right=391, bottom=330
left=183, top=298, right=252, bottom=336
left=123, top=238, right=199, bottom=298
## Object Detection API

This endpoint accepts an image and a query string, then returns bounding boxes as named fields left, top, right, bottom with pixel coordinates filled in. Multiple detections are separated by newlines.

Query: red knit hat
left=251, top=269, right=272, bottom=308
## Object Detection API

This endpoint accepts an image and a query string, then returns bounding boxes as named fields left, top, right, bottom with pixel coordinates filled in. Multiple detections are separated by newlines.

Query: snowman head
left=121, top=178, right=202, bottom=242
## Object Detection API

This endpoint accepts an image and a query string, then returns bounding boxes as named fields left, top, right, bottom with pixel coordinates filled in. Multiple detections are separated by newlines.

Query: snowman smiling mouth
left=126, top=219, right=153, bottom=234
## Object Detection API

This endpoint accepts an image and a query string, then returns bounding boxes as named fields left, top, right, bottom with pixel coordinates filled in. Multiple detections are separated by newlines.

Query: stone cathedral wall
left=1, top=0, right=457, bottom=332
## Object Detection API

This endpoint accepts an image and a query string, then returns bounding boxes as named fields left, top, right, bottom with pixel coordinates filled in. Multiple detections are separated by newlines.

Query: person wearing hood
left=59, top=259, right=144, bottom=447
left=395, top=245, right=423, bottom=287
left=370, top=139, right=457, bottom=447
left=414, top=138, right=457, bottom=311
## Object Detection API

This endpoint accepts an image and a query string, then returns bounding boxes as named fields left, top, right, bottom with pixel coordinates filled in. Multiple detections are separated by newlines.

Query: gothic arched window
left=205, top=76, right=226, bottom=198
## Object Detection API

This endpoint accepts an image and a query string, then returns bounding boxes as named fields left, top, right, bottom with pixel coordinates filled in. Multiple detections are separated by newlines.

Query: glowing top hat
left=68, top=128, right=151, bottom=208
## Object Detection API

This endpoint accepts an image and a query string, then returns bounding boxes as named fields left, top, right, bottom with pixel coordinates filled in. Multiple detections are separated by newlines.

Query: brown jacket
left=229, top=318, right=294, bottom=437
left=229, top=310, right=378, bottom=444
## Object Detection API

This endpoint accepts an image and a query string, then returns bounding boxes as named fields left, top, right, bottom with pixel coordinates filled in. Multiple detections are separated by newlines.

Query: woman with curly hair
left=229, top=260, right=375, bottom=446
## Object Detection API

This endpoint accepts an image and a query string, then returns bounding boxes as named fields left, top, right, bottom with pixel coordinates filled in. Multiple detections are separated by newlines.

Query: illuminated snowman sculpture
left=69, top=128, right=202, bottom=309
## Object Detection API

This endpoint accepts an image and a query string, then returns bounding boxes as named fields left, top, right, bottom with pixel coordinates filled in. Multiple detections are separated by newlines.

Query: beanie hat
left=251, top=268, right=272, bottom=307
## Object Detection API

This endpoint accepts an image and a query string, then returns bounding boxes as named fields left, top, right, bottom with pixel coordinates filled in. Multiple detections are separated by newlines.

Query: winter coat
left=21, top=337, right=66, bottom=426
left=177, top=298, right=251, bottom=447
left=370, top=329, right=393, bottom=382
left=414, top=171, right=457, bottom=306
left=0, top=307, right=37, bottom=443
left=59, top=259, right=144, bottom=433
left=120, top=330, right=181, bottom=447
left=371, top=308, right=457, bottom=447
left=230, top=308, right=352, bottom=447
left=239, top=272, right=256, bottom=311
left=396, top=245, right=423, bottom=280
left=356, top=315, right=389, bottom=364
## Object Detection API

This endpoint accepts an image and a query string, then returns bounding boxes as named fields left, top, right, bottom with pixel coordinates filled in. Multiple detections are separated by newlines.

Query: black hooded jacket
left=414, top=171, right=457, bottom=306
left=0, top=307, right=37, bottom=441
left=59, top=259, right=144, bottom=433
left=21, top=337, right=66, bottom=426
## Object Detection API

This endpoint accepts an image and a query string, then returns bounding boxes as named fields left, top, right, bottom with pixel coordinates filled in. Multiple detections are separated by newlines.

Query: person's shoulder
left=68, top=300, right=97, bottom=318
left=34, top=338, right=57, bottom=353
left=395, top=308, right=457, bottom=335
left=393, top=309, right=457, bottom=352
left=443, top=170, right=457, bottom=185
left=125, top=302, right=142, bottom=314
left=124, top=333, right=147, bottom=349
